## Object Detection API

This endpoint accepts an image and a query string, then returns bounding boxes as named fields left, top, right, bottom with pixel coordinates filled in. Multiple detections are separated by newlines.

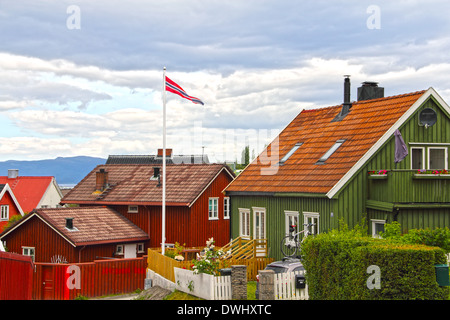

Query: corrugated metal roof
left=106, top=154, right=209, bottom=164
left=225, top=90, right=426, bottom=195
left=61, top=163, right=234, bottom=206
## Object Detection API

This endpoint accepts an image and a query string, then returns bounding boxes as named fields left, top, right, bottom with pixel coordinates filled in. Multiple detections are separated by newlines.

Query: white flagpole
left=162, top=67, right=167, bottom=255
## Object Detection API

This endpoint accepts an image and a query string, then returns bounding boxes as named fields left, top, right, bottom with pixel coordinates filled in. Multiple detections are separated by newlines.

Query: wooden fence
left=147, top=248, right=273, bottom=283
left=32, top=257, right=147, bottom=300
left=274, top=270, right=309, bottom=300
left=0, top=251, right=34, bottom=300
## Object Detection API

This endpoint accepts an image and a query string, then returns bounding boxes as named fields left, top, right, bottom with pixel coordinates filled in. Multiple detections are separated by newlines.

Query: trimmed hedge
left=301, top=227, right=449, bottom=300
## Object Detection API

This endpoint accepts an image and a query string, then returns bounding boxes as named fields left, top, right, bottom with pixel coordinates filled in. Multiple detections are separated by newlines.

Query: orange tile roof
left=225, top=90, right=426, bottom=195
left=34, top=206, right=149, bottom=246
left=61, top=163, right=234, bottom=206
left=0, top=176, right=54, bottom=213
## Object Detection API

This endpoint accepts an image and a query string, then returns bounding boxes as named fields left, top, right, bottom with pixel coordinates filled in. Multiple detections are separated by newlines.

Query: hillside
left=0, top=156, right=106, bottom=186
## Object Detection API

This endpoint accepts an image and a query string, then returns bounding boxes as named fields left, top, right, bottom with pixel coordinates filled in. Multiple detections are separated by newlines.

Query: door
left=253, top=208, right=266, bottom=257
left=42, top=265, right=54, bottom=300
left=124, top=244, right=137, bottom=259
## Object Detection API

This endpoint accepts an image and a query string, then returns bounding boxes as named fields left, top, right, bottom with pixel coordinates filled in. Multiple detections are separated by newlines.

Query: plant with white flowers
left=192, top=237, right=224, bottom=275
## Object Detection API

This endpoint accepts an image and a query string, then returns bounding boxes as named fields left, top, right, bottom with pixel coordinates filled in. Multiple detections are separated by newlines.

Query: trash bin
left=219, top=268, right=232, bottom=276
left=434, top=264, right=450, bottom=287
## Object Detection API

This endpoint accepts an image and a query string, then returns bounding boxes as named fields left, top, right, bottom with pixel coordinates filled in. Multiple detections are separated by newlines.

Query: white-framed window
left=411, top=147, right=425, bottom=170
left=284, top=210, right=299, bottom=236
left=128, top=205, right=138, bottom=213
left=208, top=198, right=218, bottom=220
left=137, top=243, right=145, bottom=253
left=0, top=205, right=9, bottom=221
left=303, top=212, right=319, bottom=236
left=223, top=197, right=230, bottom=219
left=239, top=208, right=250, bottom=239
left=116, top=244, right=124, bottom=255
left=371, top=219, right=386, bottom=238
left=428, top=147, right=448, bottom=170
left=22, top=247, right=35, bottom=262
left=252, top=207, right=266, bottom=241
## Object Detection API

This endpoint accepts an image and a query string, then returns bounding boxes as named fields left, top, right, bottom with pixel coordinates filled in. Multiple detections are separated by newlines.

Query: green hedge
left=301, top=225, right=449, bottom=300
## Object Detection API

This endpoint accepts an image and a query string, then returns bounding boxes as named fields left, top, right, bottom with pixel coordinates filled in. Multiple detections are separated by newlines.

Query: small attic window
left=279, top=143, right=303, bottom=165
left=316, top=139, right=346, bottom=165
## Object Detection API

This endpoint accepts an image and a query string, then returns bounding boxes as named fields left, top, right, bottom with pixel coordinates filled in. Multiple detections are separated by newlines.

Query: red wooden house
left=0, top=183, right=24, bottom=233
left=60, top=163, right=235, bottom=248
left=0, top=206, right=149, bottom=263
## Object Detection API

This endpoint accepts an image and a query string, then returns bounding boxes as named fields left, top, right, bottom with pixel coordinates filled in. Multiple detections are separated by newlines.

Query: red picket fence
left=0, top=251, right=34, bottom=300
left=32, top=256, right=147, bottom=300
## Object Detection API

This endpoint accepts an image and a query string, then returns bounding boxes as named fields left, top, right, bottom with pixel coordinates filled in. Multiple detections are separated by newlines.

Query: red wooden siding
left=0, top=251, right=33, bottom=300
left=2, top=215, right=145, bottom=263
left=32, top=257, right=147, bottom=300
left=110, top=169, right=233, bottom=248
left=0, top=191, right=22, bottom=233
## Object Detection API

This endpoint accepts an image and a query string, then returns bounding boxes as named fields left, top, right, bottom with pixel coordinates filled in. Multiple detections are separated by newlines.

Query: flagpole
left=162, top=67, right=167, bottom=255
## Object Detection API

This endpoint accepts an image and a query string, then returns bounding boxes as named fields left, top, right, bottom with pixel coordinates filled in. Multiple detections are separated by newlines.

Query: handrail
left=219, top=237, right=267, bottom=259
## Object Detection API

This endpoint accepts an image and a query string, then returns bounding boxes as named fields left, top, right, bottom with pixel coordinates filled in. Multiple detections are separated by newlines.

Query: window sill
left=368, top=174, right=388, bottom=180
left=413, top=174, right=450, bottom=180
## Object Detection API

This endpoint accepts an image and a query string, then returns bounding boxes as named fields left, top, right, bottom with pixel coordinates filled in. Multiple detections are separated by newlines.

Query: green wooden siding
left=229, top=95, right=450, bottom=259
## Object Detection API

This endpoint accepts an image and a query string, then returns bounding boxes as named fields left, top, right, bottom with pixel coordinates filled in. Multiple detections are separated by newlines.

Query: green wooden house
left=224, top=79, right=450, bottom=260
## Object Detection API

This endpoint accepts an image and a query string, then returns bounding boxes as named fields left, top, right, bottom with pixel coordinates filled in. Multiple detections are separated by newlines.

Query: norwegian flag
left=165, top=76, right=204, bottom=105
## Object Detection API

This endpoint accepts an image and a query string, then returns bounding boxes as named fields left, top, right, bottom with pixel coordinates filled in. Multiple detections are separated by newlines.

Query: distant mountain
left=0, top=156, right=106, bottom=186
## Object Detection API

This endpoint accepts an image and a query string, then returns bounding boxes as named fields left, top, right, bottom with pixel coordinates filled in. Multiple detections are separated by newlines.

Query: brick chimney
left=96, top=168, right=109, bottom=191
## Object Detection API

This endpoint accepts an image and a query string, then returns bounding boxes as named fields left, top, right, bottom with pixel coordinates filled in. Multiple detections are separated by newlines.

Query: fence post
left=258, top=269, right=274, bottom=300
left=231, top=265, right=247, bottom=300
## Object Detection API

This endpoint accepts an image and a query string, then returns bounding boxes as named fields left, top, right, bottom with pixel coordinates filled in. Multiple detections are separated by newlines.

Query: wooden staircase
left=219, top=237, right=268, bottom=259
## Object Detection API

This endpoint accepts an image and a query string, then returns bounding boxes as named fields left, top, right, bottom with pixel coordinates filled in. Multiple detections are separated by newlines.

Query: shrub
left=301, top=220, right=449, bottom=300
left=191, top=238, right=224, bottom=275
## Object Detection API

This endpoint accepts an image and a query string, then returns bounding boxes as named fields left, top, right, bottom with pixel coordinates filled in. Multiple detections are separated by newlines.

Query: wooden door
left=42, top=265, right=54, bottom=300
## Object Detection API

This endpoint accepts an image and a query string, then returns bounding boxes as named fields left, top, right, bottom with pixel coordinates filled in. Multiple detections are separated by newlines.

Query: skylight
left=316, top=139, right=346, bottom=164
left=279, top=143, right=303, bottom=165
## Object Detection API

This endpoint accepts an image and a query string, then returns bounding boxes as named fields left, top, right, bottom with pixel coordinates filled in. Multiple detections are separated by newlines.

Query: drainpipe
left=78, top=246, right=86, bottom=263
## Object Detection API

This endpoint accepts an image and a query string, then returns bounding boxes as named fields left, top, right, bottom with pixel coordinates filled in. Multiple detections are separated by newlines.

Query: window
left=22, top=247, right=35, bottom=262
left=428, top=147, right=448, bottom=170
left=208, top=198, right=218, bottom=220
left=137, top=243, right=145, bottom=253
left=284, top=211, right=299, bottom=236
left=0, top=205, right=9, bottom=221
left=316, top=140, right=345, bottom=164
left=279, top=143, right=303, bottom=165
left=116, top=244, right=124, bottom=255
left=239, top=208, right=250, bottom=239
left=303, top=212, right=319, bottom=236
left=371, top=219, right=385, bottom=238
left=128, top=205, right=138, bottom=213
left=223, top=197, right=230, bottom=219
left=411, top=147, right=425, bottom=169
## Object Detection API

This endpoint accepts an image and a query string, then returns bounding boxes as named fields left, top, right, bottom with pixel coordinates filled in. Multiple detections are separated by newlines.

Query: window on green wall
left=284, top=211, right=299, bottom=236
left=239, top=208, right=250, bottom=239
left=411, top=147, right=425, bottom=169
left=428, top=147, right=448, bottom=170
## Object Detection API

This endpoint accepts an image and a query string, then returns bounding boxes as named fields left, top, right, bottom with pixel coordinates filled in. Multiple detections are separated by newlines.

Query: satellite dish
left=419, top=108, right=437, bottom=128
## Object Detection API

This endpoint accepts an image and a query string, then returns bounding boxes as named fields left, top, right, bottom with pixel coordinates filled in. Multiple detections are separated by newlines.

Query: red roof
left=0, top=176, right=55, bottom=213
left=61, top=163, right=235, bottom=206
left=2, top=206, right=149, bottom=247
left=225, top=90, right=427, bottom=195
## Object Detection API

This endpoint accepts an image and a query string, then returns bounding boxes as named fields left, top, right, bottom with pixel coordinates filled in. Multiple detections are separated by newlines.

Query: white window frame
left=22, top=246, right=35, bottom=262
left=0, top=205, right=9, bottom=221
left=208, top=197, right=219, bottom=220
left=303, top=212, right=319, bottom=236
left=116, top=244, right=124, bottom=255
left=252, top=207, right=266, bottom=241
left=371, top=219, right=386, bottom=238
left=428, top=147, right=448, bottom=170
left=410, top=147, right=425, bottom=170
left=128, top=205, right=138, bottom=213
left=223, top=197, right=230, bottom=219
left=284, top=210, right=299, bottom=236
left=239, top=208, right=251, bottom=239
left=137, top=243, right=145, bottom=253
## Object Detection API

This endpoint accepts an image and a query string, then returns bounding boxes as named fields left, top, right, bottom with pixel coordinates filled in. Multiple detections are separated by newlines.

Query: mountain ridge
left=0, top=156, right=106, bottom=186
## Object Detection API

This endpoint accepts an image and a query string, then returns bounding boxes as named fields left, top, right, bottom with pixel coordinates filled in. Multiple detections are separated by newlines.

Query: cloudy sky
left=1, top=0, right=450, bottom=162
